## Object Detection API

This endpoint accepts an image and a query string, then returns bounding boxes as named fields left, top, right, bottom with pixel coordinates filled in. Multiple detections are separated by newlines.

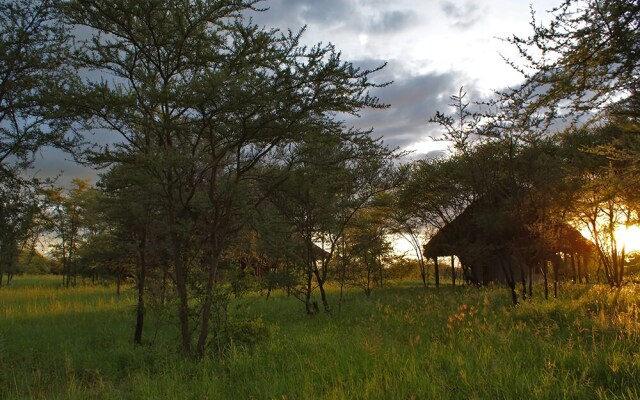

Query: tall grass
left=0, top=276, right=638, bottom=399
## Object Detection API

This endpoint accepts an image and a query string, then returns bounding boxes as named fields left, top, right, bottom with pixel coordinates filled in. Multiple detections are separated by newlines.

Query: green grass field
left=1, top=276, right=639, bottom=399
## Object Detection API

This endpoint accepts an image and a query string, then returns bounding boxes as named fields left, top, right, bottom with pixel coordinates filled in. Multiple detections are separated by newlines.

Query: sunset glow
left=615, top=225, right=640, bottom=253
left=580, top=224, right=640, bottom=254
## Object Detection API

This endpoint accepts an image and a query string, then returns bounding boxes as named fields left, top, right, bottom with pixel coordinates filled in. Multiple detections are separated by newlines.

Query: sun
left=615, top=225, right=640, bottom=253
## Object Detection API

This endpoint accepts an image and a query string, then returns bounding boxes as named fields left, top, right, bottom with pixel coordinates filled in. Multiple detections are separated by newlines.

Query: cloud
left=300, top=0, right=356, bottom=27
left=440, top=0, right=484, bottom=29
left=369, top=10, right=417, bottom=34
left=341, top=60, right=478, bottom=153
left=337, top=59, right=507, bottom=158
left=249, top=0, right=351, bottom=29
left=30, top=147, right=99, bottom=188
left=249, top=0, right=417, bottom=35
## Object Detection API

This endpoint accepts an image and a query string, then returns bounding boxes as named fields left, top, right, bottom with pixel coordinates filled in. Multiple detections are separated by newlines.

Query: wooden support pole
left=451, top=255, right=455, bottom=287
left=434, top=257, right=440, bottom=288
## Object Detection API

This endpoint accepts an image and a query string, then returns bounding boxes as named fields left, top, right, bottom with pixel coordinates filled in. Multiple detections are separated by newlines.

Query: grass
left=0, top=276, right=639, bottom=399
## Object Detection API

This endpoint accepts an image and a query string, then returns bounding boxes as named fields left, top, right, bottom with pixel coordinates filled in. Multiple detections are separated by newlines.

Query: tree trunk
left=541, top=262, right=548, bottom=300
left=570, top=253, right=577, bottom=283
left=552, top=258, right=559, bottom=299
left=583, top=256, right=589, bottom=284
left=161, top=264, right=168, bottom=307
left=528, top=263, right=533, bottom=299
left=451, top=255, right=455, bottom=287
left=520, top=264, right=527, bottom=301
left=172, top=235, right=191, bottom=355
left=501, top=260, right=518, bottom=305
left=434, top=257, right=439, bottom=288
left=377, top=254, right=383, bottom=289
left=116, top=272, right=121, bottom=296
left=338, top=244, right=347, bottom=312
left=285, top=262, right=291, bottom=297
left=134, top=230, right=146, bottom=346
left=618, top=248, right=625, bottom=286
left=418, top=257, right=427, bottom=288
left=304, top=270, right=314, bottom=314
left=313, top=266, right=331, bottom=313
left=196, top=244, right=221, bottom=360
left=577, top=255, right=583, bottom=284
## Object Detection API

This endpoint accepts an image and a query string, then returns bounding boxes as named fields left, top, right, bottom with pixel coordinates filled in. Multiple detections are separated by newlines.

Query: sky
left=33, top=0, right=562, bottom=185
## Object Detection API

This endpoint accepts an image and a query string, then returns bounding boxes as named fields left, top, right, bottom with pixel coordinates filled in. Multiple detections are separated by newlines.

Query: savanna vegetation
left=0, top=0, right=639, bottom=398
left=1, top=276, right=640, bottom=399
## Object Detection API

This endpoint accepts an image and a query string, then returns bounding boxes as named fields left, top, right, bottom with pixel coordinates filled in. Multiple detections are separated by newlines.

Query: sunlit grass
left=0, top=277, right=130, bottom=318
left=0, top=275, right=639, bottom=399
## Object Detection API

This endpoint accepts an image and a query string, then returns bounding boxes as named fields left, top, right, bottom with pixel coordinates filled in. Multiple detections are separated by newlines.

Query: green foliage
left=19, top=249, right=53, bottom=274
left=208, top=316, right=271, bottom=360
left=0, top=0, right=77, bottom=178
left=42, top=179, right=101, bottom=287
left=0, top=179, right=41, bottom=286
left=505, top=0, right=640, bottom=127
left=61, top=0, right=391, bottom=355
left=384, top=257, right=422, bottom=281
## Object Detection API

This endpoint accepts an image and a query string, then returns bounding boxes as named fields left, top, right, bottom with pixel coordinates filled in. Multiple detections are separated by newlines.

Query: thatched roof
left=423, top=199, right=594, bottom=260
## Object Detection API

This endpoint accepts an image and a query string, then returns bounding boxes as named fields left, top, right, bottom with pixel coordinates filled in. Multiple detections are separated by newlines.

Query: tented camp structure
left=423, top=197, right=594, bottom=302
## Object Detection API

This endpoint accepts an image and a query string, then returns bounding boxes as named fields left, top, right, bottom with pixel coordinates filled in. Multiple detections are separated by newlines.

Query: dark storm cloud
left=369, top=10, right=417, bottom=34
left=342, top=60, right=475, bottom=152
left=249, top=0, right=352, bottom=29
left=440, top=0, right=483, bottom=29
left=250, top=0, right=417, bottom=35
left=300, top=0, right=355, bottom=27
left=31, top=147, right=99, bottom=187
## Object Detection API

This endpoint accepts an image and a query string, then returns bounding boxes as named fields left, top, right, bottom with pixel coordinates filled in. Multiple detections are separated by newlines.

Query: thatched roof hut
left=423, top=198, right=594, bottom=287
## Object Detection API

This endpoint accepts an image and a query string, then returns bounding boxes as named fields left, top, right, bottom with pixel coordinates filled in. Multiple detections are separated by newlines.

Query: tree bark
left=553, top=258, right=559, bottom=299
left=134, top=230, right=147, bottom=345
left=528, top=263, right=533, bottom=299
left=541, top=262, right=548, bottom=300
left=434, top=257, right=439, bottom=288
left=577, top=255, right=583, bottom=284
left=304, top=270, right=314, bottom=314
left=419, top=258, right=427, bottom=288
left=501, top=260, right=518, bottom=305
left=451, top=255, right=455, bottom=287
left=172, top=235, right=191, bottom=355
left=313, top=266, right=331, bottom=313
left=520, top=264, right=527, bottom=301
left=196, top=243, right=222, bottom=360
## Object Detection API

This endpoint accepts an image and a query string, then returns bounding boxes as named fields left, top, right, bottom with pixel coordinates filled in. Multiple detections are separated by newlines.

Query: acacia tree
left=429, top=87, right=484, bottom=155
left=397, top=156, right=475, bottom=287
left=43, top=179, right=96, bottom=287
left=341, top=206, right=393, bottom=297
left=505, top=0, right=640, bottom=129
left=264, top=133, right=397, bottom=314
left=0, top=0, right=77, bottom=282
left=559, top=124, right=637, bottom=287
left=0, top=0, right=76, bottom=177
left=0, top=178, right=40, bottom=286
left=64, top=0, right=388, bottom=358
left=94, top=163, right=170, bottom=344
left=503, top=0, right=640, bottom=232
